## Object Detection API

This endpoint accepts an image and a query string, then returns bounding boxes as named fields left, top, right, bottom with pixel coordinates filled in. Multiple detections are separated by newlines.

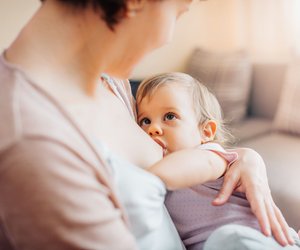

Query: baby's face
left=137, top=83, right=203, bottom=156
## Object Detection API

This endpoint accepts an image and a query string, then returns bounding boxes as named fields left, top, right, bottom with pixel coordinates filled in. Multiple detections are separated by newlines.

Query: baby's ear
left=200, top=120, right=217, bottom=143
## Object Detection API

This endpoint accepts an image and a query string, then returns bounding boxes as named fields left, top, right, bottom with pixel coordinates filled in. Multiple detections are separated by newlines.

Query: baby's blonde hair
left=136, top=72, right=233, bottom=146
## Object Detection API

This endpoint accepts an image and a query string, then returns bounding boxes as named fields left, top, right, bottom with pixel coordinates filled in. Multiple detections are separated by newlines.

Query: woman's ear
left=200, top=120, right=217, bottom=143
left=126, top=0, right=146, bottom=17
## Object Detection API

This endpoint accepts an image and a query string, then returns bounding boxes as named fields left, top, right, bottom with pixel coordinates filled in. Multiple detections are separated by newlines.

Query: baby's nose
left=148, top=124, right=163, bottom=136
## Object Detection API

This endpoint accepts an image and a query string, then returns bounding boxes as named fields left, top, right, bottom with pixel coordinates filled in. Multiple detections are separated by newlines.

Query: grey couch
left=231, top=64, right=300, bottom=230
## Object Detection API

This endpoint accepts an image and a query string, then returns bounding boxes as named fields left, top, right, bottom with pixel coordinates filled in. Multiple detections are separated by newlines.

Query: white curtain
left=246, top=0, right=300, bottom=62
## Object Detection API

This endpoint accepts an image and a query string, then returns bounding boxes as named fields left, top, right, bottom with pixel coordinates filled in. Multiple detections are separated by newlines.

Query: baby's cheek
left=176, top=137, right=198, bottom=150
left=171, top=140, right=188, bottom=152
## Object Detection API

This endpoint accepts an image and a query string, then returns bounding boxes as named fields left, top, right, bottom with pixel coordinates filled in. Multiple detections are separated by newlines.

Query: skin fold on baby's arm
left=147, top=147, right=227, bottom=190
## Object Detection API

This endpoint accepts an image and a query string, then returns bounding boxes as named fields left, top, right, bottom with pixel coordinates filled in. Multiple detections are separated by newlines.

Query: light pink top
left=0, top=53, right=137, bottom=250
left=165, top=143, right=260, bottom=250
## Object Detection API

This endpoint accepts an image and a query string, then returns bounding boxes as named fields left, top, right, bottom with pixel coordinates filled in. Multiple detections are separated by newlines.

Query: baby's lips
left=153, top=138, right=164, bottom=148
left=153, top=138, right=167, bottom=155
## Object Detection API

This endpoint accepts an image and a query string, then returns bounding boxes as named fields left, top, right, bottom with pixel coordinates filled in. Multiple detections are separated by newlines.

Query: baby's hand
left=298, top=230, right=300, bottom=238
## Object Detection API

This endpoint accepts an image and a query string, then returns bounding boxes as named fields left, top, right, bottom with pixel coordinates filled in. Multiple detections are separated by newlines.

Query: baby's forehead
left=137, top=80, right=193, bottom=106
left=151, top=81, right=191, bottom=94
left=149, top=82, right=188, bottom=97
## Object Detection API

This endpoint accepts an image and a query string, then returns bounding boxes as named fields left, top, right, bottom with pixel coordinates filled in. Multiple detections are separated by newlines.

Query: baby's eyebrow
left=162, top=107, right=180, bottom=112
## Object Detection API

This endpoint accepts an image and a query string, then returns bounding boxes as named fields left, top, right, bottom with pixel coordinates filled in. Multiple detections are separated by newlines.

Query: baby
left=136, top=72, right=299, bottom=250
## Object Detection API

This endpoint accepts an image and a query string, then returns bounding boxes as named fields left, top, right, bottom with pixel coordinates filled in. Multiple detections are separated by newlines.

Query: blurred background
left=1, top=0, right=300, bottom=230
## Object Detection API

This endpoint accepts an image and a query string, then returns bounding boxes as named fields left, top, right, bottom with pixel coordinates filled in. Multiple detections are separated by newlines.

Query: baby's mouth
left=153, top=138, right=167, bottom=156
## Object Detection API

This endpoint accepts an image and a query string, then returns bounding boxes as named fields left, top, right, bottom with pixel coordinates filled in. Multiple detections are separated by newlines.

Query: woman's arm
left=147, top=147, right=227, bottom=190
left=212, top=148, right=294, bottom=247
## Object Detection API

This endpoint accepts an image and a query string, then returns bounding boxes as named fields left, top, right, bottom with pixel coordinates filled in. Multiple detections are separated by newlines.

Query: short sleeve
left=0, top=139, right=137, bottom=250
left=198, top=143, right=238, bottom=166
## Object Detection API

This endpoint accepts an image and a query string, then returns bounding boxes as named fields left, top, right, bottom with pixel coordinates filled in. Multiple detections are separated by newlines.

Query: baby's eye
left=164, top=112, right=177, bottom=121
left=139, top=117, right=151, bottom=126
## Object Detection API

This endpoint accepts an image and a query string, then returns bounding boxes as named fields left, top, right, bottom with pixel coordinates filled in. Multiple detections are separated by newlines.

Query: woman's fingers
left=212, top=165, right=240, bottom=206
left=272, top=202, right=294, bottom=245
left=245, top=184, right=271, bottom=237
left=247, top=185, right=293, bottom=246
left=265, top=199, right=288, bottom=246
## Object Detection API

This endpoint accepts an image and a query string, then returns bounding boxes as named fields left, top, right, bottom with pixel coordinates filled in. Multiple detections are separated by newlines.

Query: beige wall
left=0, top=0, right=39, bottom=51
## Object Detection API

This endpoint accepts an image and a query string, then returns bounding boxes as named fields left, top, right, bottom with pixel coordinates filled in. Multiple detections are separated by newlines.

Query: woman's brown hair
left=41, top=0, right=131, bottom=30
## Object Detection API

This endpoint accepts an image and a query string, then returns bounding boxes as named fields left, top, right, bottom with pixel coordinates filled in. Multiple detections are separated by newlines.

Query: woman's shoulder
left=0, top=55, right=31, bottom=151
left=0, top=60, right=67, bottom=150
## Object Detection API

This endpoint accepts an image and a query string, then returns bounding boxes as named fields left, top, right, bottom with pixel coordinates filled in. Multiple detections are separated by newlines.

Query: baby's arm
left=147, top=146, right=229, bottom=190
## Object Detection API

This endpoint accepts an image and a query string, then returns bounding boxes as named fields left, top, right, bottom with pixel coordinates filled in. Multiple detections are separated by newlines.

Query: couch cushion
left=273, top=61, right=300, bottom=135
left=238, top=133, right=300, bottom=230
left=185, top=48, right=252, bottom=123
left=249, top=64, right=286, bottom=119
left=230, top=118, right=273, bottom=143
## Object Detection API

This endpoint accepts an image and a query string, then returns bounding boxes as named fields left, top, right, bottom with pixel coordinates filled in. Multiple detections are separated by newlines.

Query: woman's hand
left=212, top=148, right=294, bottom=246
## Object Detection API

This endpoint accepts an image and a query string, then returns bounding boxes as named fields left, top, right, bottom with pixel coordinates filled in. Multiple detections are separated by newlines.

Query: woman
left=0, top=0, right=295, bottom=249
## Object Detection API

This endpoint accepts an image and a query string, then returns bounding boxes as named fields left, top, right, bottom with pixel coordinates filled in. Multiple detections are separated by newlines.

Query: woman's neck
left=5, top=1, right=116, bottom=96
